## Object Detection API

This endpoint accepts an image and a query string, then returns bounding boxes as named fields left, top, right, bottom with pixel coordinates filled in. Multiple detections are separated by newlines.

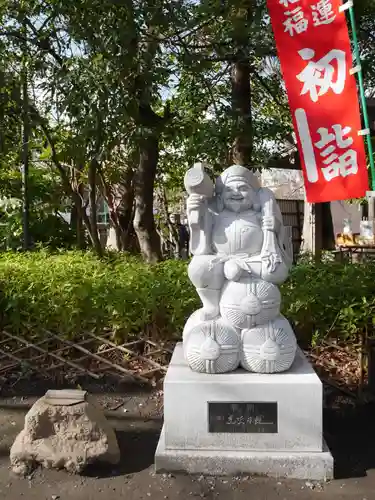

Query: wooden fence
left=277, top=199, right=304, bottom=258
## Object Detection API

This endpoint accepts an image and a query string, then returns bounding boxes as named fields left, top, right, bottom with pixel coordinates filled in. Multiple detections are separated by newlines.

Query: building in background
left=261, top=168, right=366, bottom=244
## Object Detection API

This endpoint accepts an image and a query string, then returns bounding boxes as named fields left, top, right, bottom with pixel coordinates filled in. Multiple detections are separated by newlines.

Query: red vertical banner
left=266, top=0, right=369, bottom=202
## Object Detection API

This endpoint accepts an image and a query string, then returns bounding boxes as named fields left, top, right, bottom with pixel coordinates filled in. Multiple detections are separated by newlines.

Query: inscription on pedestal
left=208, top=402, right=278, bottom=433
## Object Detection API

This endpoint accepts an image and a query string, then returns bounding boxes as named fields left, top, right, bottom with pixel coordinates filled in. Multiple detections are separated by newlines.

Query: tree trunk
left=133, top=133, right=162, bottom=263
left=69, top=190, right=95, bottom=250
left=122, top=207, right=139, bottom=254
left=230, top=2, right=253, bottom=167
left=88, top=159, right=103, bottom=257
left=34, top=109, right=104, bottom=256
left=231, top=60, right=252, bottom=166
left=70, top=183, right=86, bottom=249
left=106, top=198, right=137, bottom=253
left=116, top=168, right=136, bottom=251
left=76, top=211, right=85, bottom=248
left=21, top=49, right=31, bottom=250
left=98, top=165, right=137, bottom=253
left=160, top=187, right=180, bottom=258
left=127, top=15, right=167, bottom=262
left=313, top=203, right=323, bottom=262
left=321, top=202, right=335, bottom=250
left=98, top=172, right=123, bottom=252
left=76, top=185, right=86, bottom=249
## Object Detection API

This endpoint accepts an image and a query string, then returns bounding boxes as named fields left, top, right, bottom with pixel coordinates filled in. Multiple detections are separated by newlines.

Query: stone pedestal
left=155, top=344, right=333, bottom=480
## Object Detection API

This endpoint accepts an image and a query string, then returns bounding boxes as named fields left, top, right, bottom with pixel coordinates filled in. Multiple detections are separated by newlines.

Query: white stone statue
left=183, top=163, right=297, bottom=374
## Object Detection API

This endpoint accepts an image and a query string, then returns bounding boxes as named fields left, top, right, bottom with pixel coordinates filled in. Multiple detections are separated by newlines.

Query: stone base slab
left=156, top=343, right=334, bottom=480
left=164, top=344, right=323, bottom=452
left=155, top=427, right=333, bottom=480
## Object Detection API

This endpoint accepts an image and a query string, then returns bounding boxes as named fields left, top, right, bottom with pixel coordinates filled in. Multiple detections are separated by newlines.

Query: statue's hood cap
left=216, top=165, right=261, bottom=193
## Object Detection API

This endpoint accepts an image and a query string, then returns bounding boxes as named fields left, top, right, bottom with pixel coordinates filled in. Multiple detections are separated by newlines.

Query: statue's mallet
left=184, top=162, right=214, bottom=225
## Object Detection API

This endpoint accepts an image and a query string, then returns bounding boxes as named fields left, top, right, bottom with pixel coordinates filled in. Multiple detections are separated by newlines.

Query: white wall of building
left=261, top=168, right=363, bottom=236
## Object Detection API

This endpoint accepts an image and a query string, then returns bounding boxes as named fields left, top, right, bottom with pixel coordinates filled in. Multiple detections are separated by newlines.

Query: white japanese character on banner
left=311, top=0, right=336, bottom=26
left=283, top=7, right=308, bottom=36
left=279, top=0, right=299, bottom=6
left=296, top=48, right=346, bottom=102
left=315, top=125, right=353, bottom=151
left=295, top=109, right=358, bottom=183
left=315, top=125, right=358, bottom=181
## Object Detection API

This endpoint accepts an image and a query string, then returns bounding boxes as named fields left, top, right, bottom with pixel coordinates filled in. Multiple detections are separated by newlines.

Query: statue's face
left=222, top=179, right=254, bottom=212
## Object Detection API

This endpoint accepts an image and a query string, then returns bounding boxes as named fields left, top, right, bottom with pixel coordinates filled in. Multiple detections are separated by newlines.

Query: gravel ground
left=0, top=388, right=374, bottom=500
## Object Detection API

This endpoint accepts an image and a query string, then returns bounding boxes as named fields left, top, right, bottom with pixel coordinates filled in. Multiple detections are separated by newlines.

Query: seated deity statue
left=182, top=163, right=297, bottom=375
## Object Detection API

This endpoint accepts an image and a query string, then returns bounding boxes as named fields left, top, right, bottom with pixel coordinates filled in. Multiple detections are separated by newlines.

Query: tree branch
left=2, top=28, right=66, bottom=67
left=252, top=72, right=289, bottom=112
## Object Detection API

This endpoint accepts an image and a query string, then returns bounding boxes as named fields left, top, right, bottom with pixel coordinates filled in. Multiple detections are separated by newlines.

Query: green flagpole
left=346, top=3, right=375, bottom=191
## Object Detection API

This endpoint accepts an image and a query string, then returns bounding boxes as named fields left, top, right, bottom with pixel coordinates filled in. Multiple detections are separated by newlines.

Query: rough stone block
left=10, top=389, right=120, bottom=475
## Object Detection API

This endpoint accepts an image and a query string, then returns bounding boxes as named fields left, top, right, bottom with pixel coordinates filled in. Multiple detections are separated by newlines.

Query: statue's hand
left=187, top=193, right=206, bottom=224
left=262, top=215, right=280, bottom=233
left=262, top=253, right=282, bottom=273
left=224, top=260, right=243, bottom=281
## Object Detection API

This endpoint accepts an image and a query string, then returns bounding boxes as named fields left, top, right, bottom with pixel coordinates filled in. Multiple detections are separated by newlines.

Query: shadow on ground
left=4, top=377, right=375, bottom=482
left=84, top=427, right=161, bottom=478
left=324, top=402, right=375, bottom=480
left=0, top=446, right=11, bottom=459
left=89, top=402, right=375, bottom=480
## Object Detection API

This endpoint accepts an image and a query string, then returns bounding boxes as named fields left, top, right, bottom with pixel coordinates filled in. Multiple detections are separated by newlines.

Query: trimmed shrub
left=0, top=250, right=198, bottom=340
left=282, top=260, right=375, bottom=344
left=0, top=250, right=374, bottom=344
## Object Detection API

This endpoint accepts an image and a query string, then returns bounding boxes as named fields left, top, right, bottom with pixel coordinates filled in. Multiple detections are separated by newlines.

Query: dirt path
left=1, top=465, right=375, bottom=500
left=0, top=392, right=375, bottom=499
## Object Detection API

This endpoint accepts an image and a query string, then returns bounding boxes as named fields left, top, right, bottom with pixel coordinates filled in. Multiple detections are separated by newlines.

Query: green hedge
left=0, top=250, right=374, bottom=344
left=0, top=251, right=199, bottom=340
left=282, top=259, right=375, bottom=344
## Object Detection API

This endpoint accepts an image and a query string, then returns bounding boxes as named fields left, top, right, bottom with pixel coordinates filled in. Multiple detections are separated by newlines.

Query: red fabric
left=267, top=0, right=369, bottom=202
